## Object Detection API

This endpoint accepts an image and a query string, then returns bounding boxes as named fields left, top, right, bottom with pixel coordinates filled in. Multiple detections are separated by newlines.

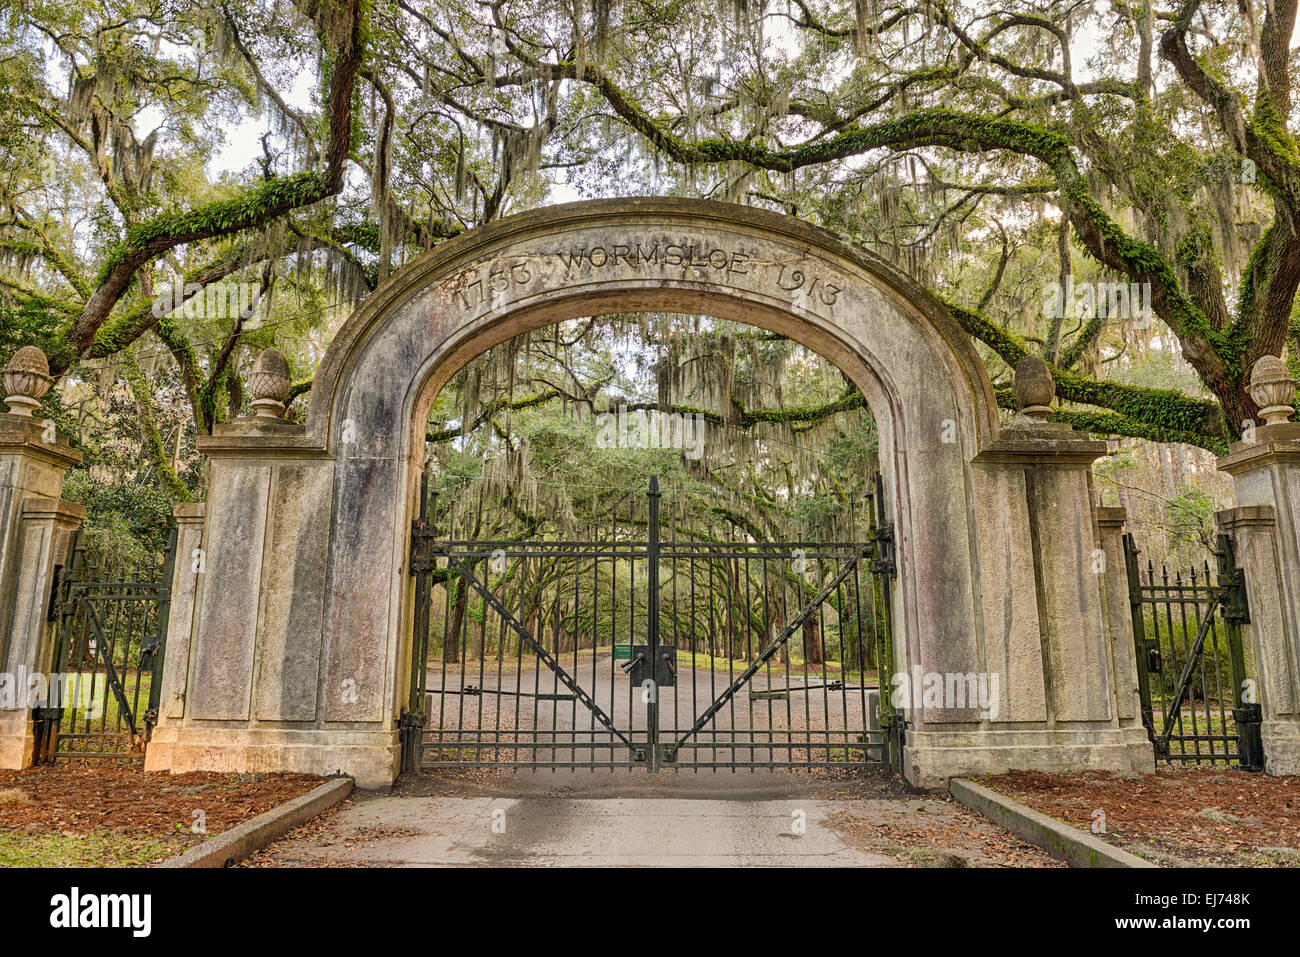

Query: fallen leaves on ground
left=981, top=767, right=1300, bottom=867
left=824, top=798, right=1066, bottom=868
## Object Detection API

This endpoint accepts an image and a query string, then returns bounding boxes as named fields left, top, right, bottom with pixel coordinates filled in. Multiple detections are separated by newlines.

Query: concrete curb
left=949, top=778, right=1158, bottom=868
left=157, top=777, right=354, bottom=868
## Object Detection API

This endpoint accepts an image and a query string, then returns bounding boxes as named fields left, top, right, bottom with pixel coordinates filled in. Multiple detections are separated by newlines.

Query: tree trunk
left=445, top=580, right=467, bottom=664
left=524, top=601, right=539, bottom=656
left=726, top=561, right=743, bottom=659
left=803, top=614, right=823, bottom=666
left=845, top=576, right=862, bottom=673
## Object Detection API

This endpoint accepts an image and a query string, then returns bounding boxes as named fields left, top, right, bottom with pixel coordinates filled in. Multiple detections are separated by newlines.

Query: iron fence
left=34, top=528, right=176, bottom=762
left=1124, top=532, right=1263, bottom=769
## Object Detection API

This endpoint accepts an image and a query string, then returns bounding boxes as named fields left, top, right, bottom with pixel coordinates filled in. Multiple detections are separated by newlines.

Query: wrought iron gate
left=404, top=477, right=895, bottom=772
left=1124, top=532, right=1263, bottom=769
left=33, top=529, right=176, bottom=762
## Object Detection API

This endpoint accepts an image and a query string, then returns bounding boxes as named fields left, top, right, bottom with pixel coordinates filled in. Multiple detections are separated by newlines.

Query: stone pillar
left=0, top=348, right=84, bottom=768
left=144, top=350, right=396, bottom=784
left=1214, top=356, right=1300, bottom=774
left=1095, top=506, right=1144, bottom=727
left=909, top=357, right=1153, bottom=783
left=148, top=503, right=205, bottom=728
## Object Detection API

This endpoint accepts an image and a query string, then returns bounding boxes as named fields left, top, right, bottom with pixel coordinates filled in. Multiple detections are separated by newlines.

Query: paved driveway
left=244, top=770, right=1062, bottom=868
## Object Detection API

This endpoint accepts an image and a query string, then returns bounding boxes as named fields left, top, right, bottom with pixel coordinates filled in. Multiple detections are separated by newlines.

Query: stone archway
left=144, top=198, right=1154, bottom=787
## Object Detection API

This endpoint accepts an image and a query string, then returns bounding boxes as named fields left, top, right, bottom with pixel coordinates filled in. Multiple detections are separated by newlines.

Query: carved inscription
left=562, top=242, right=841, bottom=306
left=560, top=242, right=749, bottom=274
left=446, top=238, right=843, bottom=313
left=772, top=263, right=841, bottom=306
left=451, top=259, right=532, bottom=310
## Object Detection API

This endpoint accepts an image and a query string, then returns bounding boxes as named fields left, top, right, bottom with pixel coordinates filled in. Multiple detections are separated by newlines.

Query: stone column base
left=1261, top=721, right=1300, bottom=776
left=0, top=711, right=36, bottom=769
left=144, top=726, right=400, bottom=789
left=903, top=725, right=1156, bottom=788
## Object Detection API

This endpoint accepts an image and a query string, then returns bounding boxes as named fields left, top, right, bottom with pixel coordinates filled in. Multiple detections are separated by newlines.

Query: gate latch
left=625, top=644, right=676, bottom=687
left=1144, top=638, right=1162, bottom=674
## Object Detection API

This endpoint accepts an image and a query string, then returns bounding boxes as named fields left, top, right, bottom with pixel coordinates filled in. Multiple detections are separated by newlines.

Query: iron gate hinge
left=1223, top=572, right=1251, bottom=625
left=1144, top=638, right=1162, bottom=674
left=869, top=525, right=896, bottom=576
left=879, top=711, right=905, bottom=731
left=1215, top=534, right=1251, bottom=625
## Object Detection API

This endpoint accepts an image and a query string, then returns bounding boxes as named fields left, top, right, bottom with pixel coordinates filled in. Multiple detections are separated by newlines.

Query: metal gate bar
left=403, top=476, right=894, bottom=772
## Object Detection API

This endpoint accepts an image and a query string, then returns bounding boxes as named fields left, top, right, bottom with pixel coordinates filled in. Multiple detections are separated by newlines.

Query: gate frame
left=1213, top=360, right=1300, bottom=777
left=33, top=526, right=178, bottom=763
left=1122, top=530, right=1263, bottom=769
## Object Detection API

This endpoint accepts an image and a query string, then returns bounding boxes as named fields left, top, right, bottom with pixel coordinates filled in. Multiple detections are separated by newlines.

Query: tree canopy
left=0, top=0, right=1291, bottom=546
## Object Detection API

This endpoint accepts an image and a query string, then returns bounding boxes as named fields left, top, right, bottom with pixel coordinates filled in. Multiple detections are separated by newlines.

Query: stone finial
left=1013, top=355, right=1055, bottom=423
left=247, top=347, right=291, bottom=418
left=1249, top=355, right=1296, bottom=427
left=3, top=345, right=53, bottom=417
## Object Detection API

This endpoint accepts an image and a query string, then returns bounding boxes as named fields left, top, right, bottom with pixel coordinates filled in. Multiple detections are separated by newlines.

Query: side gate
left=403, top=477, right=896, bottom=773
left=1123, top=532, right=1264, bottom=770
left=33, top=528, right=177, bottom=762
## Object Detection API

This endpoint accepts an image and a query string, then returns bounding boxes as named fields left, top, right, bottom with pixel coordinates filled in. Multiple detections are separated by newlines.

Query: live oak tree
left=3, top=0, right=1298, bottom=484
left=431, top=0, right=1300, bottom=452
left=1, top=0, right=368, bottom=464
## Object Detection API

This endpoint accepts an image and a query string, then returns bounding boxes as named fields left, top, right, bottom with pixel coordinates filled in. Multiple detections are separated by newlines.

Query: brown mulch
left=981, top=767, right=1300, bottom=866
left=0, top=763, right=324, bottom=835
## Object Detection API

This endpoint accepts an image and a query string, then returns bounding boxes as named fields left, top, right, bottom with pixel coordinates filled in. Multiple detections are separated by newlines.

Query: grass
left=658, top=649, right=878, bottom=682
left=52, top=672, right=154, bottom=753
left=0, top=829, right=186, bottom=867
left=1152, top=703, right=1234, bottom=734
